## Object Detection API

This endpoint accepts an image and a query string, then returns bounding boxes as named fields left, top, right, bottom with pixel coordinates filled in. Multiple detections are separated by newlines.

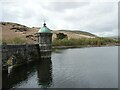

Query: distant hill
left=1, top=22, right=97, bottom=44
left=58, top=30, right=96, bottom=37
left=105, top=36, right=120, bottom=40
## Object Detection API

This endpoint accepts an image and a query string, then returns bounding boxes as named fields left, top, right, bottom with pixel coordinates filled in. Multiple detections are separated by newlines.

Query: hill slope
left=1, top=22, right=97, bottom=44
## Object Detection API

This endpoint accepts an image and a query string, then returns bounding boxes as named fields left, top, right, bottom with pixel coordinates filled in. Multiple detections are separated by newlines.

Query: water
left=2, top=46, right=118, bottom=89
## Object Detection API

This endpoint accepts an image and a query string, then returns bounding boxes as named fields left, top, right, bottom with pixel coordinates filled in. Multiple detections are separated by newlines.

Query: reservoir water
left=2, top=46, right=118, bottom=89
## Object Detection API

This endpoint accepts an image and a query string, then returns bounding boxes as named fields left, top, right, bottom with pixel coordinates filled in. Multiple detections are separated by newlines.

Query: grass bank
left=2, top=37, right=26, bottom=44
left=1, top=37, right=119, bottom=48
left=52, top=38, right=118, bottom=49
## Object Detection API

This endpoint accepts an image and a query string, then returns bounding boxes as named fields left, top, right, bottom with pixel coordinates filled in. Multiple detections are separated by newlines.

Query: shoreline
left=52, top=44, right=119, bottom=49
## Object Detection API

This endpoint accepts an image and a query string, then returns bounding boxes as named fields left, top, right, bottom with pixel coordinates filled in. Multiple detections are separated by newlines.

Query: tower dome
left=38, top=22, right=51, bottom=33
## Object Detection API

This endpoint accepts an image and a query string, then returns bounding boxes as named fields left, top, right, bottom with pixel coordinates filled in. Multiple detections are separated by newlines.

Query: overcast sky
left=0, top=0, right=119, bottom=37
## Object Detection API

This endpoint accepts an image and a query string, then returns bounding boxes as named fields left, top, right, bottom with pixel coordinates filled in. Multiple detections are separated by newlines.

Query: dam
left=2, top=22, right=52, bottom=69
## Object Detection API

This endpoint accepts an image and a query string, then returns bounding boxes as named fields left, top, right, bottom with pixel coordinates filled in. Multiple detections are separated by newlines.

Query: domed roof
left=38, top=23, right=51, bottom=33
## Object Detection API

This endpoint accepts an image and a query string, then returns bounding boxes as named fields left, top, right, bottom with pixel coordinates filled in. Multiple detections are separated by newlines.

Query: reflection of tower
left=38, top=22, right=52, bottom=59
left=36, top=59, right=52, bottom=88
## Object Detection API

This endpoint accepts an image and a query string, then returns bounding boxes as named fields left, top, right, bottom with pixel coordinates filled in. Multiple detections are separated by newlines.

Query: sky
left=0, top=0, right=119, bottom=37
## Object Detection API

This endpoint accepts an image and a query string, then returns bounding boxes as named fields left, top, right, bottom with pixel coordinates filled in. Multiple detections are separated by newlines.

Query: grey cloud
left=41, top=2, right=90, bottom=12
left=1, top=1, right=118, bottom=36
left=60, top=2, right=117, bottom=36
left=2, top=2, right=34, bottom=19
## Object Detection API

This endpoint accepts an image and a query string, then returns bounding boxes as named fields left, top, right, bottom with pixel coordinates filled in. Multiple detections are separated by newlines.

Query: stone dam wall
left=2, top=44, right=41, bottom=67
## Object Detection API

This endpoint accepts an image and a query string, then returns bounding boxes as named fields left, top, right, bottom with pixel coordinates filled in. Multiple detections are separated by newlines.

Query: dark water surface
left=2, top=46, right=118, bottom=89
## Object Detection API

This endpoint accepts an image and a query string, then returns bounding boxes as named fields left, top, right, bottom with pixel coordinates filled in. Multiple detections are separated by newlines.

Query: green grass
left=52, top=37, right=117, bottom=46
left=1, top=36, right=118, bottom=46
left=2, top=37, right=26, bottom=44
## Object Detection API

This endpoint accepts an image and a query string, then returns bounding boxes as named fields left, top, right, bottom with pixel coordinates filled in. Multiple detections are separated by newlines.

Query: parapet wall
left=2, top=44, right=40, bottom=66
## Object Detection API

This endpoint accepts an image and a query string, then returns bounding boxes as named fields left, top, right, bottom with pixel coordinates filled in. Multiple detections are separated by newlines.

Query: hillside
left=58, top=30, right=96, bottom=37
left=52, top=30, right=96, bottom=40
left=1, top=22, right=97, bottom=44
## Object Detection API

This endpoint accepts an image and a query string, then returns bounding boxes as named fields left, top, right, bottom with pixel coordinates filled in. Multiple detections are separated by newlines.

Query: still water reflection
left=36, top=60, right=52, bottom=88
left=3, top=60, right=52, bottom=89
left=2, top=46, right=118, bottom=89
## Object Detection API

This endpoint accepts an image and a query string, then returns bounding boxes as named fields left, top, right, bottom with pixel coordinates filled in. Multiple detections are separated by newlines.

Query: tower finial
left=43, top=20, right=46, bottom=27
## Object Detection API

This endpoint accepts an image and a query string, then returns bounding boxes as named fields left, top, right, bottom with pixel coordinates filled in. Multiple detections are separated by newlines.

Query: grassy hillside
left=52, top=30, right=96, bottom=40
left=58, top=30, right=96, bottom=37
left=1, top=22, right=97, bottom=44
left=1, top=22, right=39, bottom=44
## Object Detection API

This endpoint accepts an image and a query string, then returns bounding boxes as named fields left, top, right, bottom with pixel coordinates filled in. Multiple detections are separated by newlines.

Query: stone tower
left=38, top=22, right=52, bottom=59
